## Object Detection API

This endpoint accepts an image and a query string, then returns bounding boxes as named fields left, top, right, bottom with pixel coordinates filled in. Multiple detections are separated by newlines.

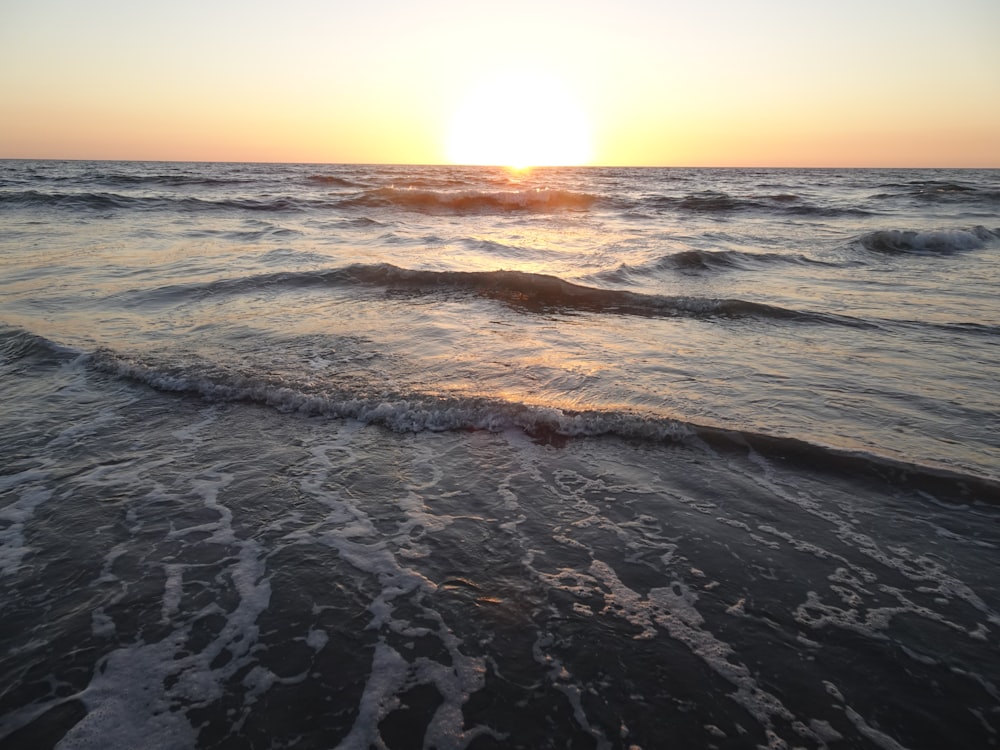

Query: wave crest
left=81, top=347, right=1000, bottom=506
left=857, top=226, right=999, bottom=255
left=598, top=249, right=830, bottom=280
left=124, top=263, right=871, bottom=328
left=6, top=325, right=996, bottom=506
left=0, top=325, right=80, bottom=364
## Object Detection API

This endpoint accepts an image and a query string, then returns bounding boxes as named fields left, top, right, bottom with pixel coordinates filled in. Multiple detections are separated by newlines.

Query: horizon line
left=2, top=157, right=998, bottom=170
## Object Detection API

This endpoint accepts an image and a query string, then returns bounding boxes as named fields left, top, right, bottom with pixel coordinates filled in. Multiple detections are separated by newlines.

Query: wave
left=648, top=191, right=872, bottom=217
left=870, top=180, right=1000, bottom=206
left=119, top=263, right=874, bottom=328
left=893, top=319, right=1000, bottom=339
left=306, top=174, right=364, bottom=188
left=856, top=226, right=1000, bottom=255
left=0, top=190, right=323, bottom=213
left=78, top=344, right=1000, bottom=507
left=0, top=190, right=138, bottom=211
left=4, top=170, right=249, bottom=188
left=5, top=324, right=996, bottom=505
left=183, top=226, right=302, bottom=241
left=0, top=326, right=82, bottom=367
left=2, top=187, right=599, bottom=215
left=95, top=172, right=250, bottom=188
left=597, top=249, right=832, bottom=280
left=339, top=187, right=598, bottom=214
left=907, top=180, right=1000, bottom=204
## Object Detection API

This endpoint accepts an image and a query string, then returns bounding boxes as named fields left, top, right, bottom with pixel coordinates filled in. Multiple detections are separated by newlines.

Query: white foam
left=732, top=451, right=1000, bottom=643
left=91, top=608, right=116, bottom=638
left=56, top=632, right=198, bottom=750
left=843, top=706, right=911, bottom=750
left=306, top=628, right=329, bottom=651
left=0, top=483, right=53, bottom=577
left=336, top=641, right=408, bottom=750
left=293, top=439, right=491, bottom=748
left=169, top=405, right=218, bottom=444
left=161, top=564, right=184, bottom=622
left=809, top=719, right=844, bottom=742
left=577, top=559, right=801, bottom=738
left=531, top=632, right=612, bottom=750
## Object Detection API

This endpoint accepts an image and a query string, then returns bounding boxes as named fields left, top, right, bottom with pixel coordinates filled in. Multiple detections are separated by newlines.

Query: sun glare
left=446, top=71, right=592, bottom=169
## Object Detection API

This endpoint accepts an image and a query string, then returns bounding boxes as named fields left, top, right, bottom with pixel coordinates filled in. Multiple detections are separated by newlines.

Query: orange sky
left=2, top=0, right=998, bottom=166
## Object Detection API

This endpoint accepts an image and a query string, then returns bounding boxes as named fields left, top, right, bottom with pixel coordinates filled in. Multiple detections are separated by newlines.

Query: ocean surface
left=1, top=160, right=998, bottom=749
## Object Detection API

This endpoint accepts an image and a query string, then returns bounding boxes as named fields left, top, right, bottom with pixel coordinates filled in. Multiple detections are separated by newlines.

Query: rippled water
left=1, top=160, right=999, bottom=749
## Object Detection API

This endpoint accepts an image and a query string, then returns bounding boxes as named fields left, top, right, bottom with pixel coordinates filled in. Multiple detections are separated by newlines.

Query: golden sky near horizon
left=1, top=0, right=999, bottom=167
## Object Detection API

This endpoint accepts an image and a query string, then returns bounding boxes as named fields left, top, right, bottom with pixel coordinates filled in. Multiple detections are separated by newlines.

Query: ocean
left=1, top=160, right=998, bottom=749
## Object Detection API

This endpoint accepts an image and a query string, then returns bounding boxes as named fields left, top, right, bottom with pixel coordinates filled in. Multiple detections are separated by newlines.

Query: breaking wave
left=4, top=324, right=997, bottom=505
left=81, top=344, right=1000, bottom=507
left=856, top=226, right=1000, bottom=255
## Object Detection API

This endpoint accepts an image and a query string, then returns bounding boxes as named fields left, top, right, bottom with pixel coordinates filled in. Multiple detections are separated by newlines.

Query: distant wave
left=647, top=191, right=872, bottom=217
left=1, top=190, right=139, bottom=211
left=9, top=171, right=250, bottom=188
left=906, top=180, right=1000, bottom=204
left=306, top=174, right=364, bottom=188
left=871, top=180, right=1000, bottom=206
left=1, top=187, right=601, bottom=215
left=339, top=187, right=598, bottom=214
left=0, top=190, right=325, bottom=213
left=115, top=263, right=874, bottom=328
left=597, top=249, right=832, bottom=280
left=856, top=226, right=1000, bottom=255
left=183, top=226, right=302, bottom=241
left=95, top=172, right=250, bottom=188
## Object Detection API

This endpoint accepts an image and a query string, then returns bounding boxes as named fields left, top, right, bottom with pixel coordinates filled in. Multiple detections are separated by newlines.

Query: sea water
left=1, top=161, right=998, bottom=749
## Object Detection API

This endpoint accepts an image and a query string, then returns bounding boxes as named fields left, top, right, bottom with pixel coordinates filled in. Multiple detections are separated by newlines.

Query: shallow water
left=1, top=161, right=999, bottom=748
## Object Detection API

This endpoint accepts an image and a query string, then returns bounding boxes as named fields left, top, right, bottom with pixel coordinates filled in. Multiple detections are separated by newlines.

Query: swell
left=6, top=171, right=250, bottom=188
left=120, top=263, right=874, bottom=328
left=77, top=346, right=1000, bottom=506
left=647, top=191, right=872, bottom=217
left=916, top=320, right=1000, bottom=338
left=306, top=174, right=365, bottom=188
left=0, top=325, right=81, bottom=367
left=338, top=186, right=598, bottom=214
left=94, top=173, right=251, bottom=188
left=1, top=186, right=599, bottom=215
left=882, top=180, right=1000, bottom=205
left=0, top=190, right=326, bottom=213
left=597, top=249, right=834, bottom=280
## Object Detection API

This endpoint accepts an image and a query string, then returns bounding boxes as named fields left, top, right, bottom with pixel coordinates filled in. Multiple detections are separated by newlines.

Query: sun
left=446, top=71, right=592, bottom=169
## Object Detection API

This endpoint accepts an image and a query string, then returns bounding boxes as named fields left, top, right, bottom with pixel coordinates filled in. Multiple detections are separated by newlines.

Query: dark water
left=1, top=161, right=999, bottom=749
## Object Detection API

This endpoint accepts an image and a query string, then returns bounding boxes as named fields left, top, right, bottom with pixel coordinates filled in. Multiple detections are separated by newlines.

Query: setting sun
left=446, top=71, right=592, bottom=169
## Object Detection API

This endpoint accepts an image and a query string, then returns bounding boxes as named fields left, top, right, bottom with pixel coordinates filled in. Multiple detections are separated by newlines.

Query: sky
left=1, top=0, right=998, bottom=167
